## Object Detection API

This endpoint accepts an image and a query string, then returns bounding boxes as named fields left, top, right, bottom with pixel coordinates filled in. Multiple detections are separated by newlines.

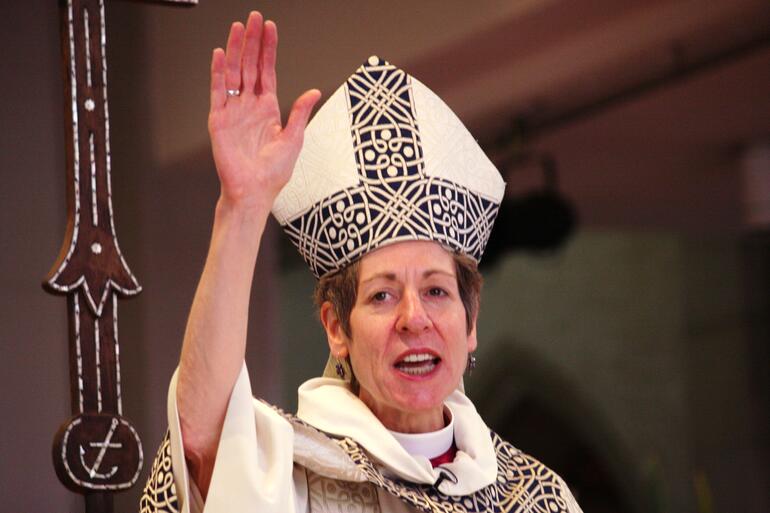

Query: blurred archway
left=467, top=343, right=644, bottom=513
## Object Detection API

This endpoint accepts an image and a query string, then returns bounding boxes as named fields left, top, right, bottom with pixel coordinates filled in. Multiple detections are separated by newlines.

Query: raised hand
left=176, top=15, right=320, bottom=496
left=208, top=11, right=321, bottom=213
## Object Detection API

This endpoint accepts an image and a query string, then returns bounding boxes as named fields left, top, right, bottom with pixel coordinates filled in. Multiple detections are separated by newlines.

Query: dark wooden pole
left=86, top=492, right=114, bottom=513
left=44, top=0, right=197, bottom=511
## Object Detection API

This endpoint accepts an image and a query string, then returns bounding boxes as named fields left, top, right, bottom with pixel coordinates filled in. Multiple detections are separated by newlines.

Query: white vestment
left=140, top=364, right=582, bottom=513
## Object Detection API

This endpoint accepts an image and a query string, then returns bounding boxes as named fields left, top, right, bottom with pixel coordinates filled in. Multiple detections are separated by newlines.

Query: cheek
left=436, top=310, right=472, bottom=362
left=435, top=305, right=468, bottom=335
left=349, top=314, right=390, bottom=369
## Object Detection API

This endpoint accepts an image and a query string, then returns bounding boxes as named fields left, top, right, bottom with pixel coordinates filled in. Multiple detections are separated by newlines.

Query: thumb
left=284, top=89, right=322, bottom=141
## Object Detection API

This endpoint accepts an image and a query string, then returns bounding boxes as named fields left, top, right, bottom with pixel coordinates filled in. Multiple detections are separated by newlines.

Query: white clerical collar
left=388, top=408, right=454, bottom=460
left=297, top=377, right=498, bottom=495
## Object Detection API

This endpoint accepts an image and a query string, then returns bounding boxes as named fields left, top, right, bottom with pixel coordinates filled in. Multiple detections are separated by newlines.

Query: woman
left=141, top=12, right=582, bottom=513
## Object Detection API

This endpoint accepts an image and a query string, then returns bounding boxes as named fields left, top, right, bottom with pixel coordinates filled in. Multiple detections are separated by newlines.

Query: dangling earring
left=466, top=353, right=477, bottom=376
left=335, top=359, right=346, bottom=379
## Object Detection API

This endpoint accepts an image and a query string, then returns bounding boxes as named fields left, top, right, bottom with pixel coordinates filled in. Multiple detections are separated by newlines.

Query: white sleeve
left=167, top=363, right=303, bottom=513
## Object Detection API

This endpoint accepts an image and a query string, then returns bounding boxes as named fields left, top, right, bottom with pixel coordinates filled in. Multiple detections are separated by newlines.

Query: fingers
left=241, top=11, right=263, bottom=94
left=210, top=48, right=226, bottom=110
left=260, top=21, right=278, bottom=95
left=224, top=22, right=245, bottom=94
left=284, top=89, right=322, bottom=141
left=219, top=13, right=280, bottom=100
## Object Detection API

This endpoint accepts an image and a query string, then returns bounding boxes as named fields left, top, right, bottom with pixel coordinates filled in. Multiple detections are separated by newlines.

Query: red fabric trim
left=429, top=443, right=457, bottom=467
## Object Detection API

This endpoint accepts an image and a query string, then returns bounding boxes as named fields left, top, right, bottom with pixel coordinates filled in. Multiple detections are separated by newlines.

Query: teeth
left=402, top=353, right=434, bottom=363
left=395, top=353, right=439, bottom=376
left=397, top=361, right=437, bottom=375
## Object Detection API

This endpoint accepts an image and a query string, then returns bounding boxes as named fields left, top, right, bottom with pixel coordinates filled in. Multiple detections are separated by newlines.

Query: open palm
left=208, top=12, right=320, bottom=212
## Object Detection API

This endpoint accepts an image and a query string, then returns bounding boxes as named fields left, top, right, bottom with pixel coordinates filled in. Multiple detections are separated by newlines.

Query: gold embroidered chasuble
left=140, top=365, right=582, bottom=513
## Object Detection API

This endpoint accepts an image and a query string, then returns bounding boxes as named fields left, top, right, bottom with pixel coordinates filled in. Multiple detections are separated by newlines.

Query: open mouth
left=394, top=352, right=441, bottom=376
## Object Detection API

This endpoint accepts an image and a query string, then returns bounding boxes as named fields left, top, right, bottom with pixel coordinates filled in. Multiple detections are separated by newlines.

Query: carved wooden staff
left=44, top=1, right=197, bottom=511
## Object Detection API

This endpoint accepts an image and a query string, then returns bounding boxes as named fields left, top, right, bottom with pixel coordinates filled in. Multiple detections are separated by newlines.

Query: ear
left=466, top=311, right=478, bottom=353
left=320, top=301, right=349, bottom=358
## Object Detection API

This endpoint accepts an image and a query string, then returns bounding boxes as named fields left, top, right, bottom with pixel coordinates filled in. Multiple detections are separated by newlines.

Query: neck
left=359, top=390, right=447, bottom=433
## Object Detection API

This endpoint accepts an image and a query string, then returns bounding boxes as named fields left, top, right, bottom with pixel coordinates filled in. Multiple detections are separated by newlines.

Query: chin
left=389, top=380, right=454, bottom=412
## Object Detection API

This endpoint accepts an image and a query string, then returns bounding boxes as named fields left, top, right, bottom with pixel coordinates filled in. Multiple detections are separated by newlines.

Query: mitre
left=272, top=55, right=506, bottom=278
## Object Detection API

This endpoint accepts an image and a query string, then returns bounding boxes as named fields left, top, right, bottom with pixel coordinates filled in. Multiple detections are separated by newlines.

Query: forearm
left=176, top=197, right=269, bottom=492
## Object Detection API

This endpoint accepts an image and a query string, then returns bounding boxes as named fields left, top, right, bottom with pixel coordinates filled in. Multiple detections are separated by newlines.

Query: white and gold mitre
left=272, top=56, right=506, bottom=278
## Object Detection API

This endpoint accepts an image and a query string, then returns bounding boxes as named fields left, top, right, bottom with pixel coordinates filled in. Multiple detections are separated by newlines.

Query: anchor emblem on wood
left=43, top=0, right=197, bottom=508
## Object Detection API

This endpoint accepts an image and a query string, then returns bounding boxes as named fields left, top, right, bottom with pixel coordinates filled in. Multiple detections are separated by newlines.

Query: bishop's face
left=327, top=240, right=477, bottom=433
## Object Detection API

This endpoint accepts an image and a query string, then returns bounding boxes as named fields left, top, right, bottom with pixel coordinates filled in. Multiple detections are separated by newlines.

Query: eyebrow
left=360, top=269, right=455, bottom=285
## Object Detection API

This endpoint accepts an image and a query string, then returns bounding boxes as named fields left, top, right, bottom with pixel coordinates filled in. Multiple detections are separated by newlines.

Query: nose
left=395, top=289, right=432, bottom=333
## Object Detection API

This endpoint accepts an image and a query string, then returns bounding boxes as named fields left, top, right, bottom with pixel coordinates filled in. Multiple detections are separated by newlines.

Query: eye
left=427, top=287, right=447, bottom=297
left=371, top=291, right=390, bottom=302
